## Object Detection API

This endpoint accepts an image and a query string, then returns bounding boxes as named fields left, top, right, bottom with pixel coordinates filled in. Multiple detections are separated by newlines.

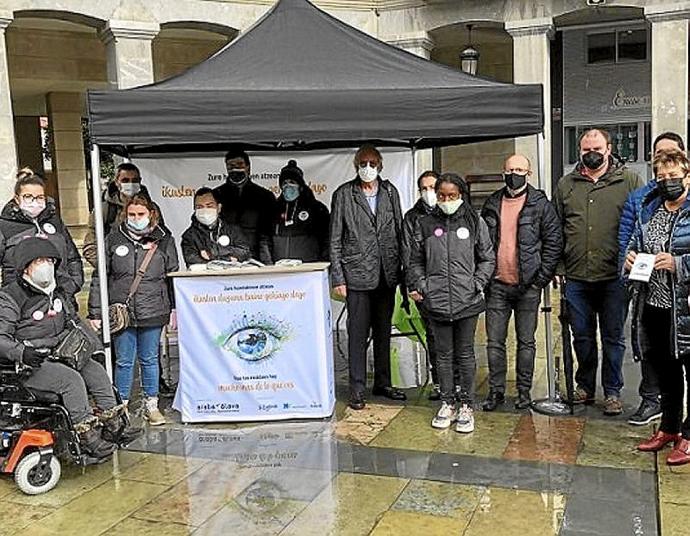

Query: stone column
left=46, top=92, right=90, bottom=235
left=506, top=18, right=554, bottom=195
left=386, top=32, right=435, bottom=184
left=100, top=20, right=159, bottom=89
left=0, top=13, right=17, bottom=201
left=646, top=4, right=690, bottom=146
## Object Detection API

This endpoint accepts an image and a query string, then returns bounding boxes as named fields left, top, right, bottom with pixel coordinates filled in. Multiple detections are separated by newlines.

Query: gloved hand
left=22, top=346, right=45, bottom=368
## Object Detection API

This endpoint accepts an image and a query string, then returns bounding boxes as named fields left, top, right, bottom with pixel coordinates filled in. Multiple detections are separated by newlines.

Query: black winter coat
left=0, top=278, right=74, bottom=364
left=213, top=180, right=277, bottom=262
left=88, top=224, right=179, bottom=327
left=266, top=188, right=330, bottom=263
left=402, top=198, right=436, bottom=269
left=181, top=217, right=251, bottom=267
left=329, top=178, right=403, bottom=291
left=481, top=185, right=563, bottom=289
left=407, top=203, right=495, bottom=322
left=0, top=200, right=84, bottom=298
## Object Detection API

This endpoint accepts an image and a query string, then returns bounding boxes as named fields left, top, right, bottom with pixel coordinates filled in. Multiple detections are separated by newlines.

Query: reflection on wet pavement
left=0, top=307, right=678, bottom=535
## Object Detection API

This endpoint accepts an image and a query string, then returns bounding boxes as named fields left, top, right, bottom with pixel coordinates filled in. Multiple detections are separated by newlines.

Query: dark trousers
left=639, top=358, right=661, bottom=406
left=24, top=359, right=116, bottom=424
left=429, top=315, right=478, bottom=405
left=485, top=281, right=541, bottom=395
left=565, top=279, right=627, bottom=397
left=419, top=311, right=438, bottom=384
left=346, top=282, right=396, bottom=395
left=641, top=304, right=690, bottom=438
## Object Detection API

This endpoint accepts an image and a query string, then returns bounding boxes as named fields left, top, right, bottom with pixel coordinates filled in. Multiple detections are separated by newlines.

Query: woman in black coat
left=88, top=195, right=178, bottom=426
left=0, top=172, right=83, bottom=307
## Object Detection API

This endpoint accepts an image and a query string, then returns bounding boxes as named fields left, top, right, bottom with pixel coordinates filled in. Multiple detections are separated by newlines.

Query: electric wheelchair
left=0, top=359, right=135, bottom=495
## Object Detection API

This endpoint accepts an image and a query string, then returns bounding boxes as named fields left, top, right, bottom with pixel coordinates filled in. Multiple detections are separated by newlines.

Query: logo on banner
left=217, top=313, right=292, bottom=362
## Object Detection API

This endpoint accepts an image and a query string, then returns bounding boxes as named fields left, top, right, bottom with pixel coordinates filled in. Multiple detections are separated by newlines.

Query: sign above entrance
left=611, top=88, right=650, bottom=111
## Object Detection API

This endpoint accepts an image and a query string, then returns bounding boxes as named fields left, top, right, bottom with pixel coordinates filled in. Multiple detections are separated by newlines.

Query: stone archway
left=5, top=11, right=109, bottom=232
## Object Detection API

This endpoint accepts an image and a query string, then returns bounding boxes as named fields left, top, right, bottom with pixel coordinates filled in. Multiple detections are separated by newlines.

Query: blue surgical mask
left=282, top=183, right=300, bottom=202
left=127, top=217, right=150, bottom=231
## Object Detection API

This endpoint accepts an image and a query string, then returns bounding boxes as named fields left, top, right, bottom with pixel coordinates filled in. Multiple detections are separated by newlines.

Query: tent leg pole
left=532, top=133, right=569, bottom=416
left=90, top=144, right=114, bottom=381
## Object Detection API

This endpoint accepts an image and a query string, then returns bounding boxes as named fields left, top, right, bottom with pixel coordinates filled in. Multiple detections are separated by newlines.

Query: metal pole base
left=531, top=398, right=572, bottom=416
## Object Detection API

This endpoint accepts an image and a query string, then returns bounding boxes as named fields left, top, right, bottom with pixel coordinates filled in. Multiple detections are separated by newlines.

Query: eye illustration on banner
left=216, top=313, right=291, bottom=362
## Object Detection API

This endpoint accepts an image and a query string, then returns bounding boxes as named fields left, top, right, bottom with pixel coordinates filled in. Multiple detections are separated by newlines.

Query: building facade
left=0, top=0, right=688, bottom=237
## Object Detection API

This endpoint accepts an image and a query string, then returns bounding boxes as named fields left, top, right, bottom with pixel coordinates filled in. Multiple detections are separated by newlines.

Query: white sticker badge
left=32, top=310, right=44, bottom=321
left=53, top=298, right=63, bottom=313
left=457, top=227, right=470, bottom=240
left=115, top=245, right=129, bottom=257
left=42, top=223, right=56, bottom=235
left=218, top=235, right=231, bottom=247
left=298, top=210, right=309, bottom=222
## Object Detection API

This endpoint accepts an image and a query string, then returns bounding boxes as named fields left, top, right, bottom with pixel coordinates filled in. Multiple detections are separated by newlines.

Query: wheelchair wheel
left=14, top=451, right=61, bottom=495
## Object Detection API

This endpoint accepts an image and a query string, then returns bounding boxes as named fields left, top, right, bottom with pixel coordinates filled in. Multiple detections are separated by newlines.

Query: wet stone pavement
left=0, top=305, right=685, bottom=535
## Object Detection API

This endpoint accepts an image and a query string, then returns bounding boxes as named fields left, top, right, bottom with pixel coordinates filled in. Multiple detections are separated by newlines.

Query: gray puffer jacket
left=407, top=203, right=495, bottom=322
left=329, top=178, right=403, bottom=291
left=88, top=224, right=179, bottom=327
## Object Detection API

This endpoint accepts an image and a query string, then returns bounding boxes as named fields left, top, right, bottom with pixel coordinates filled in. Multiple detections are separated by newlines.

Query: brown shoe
left=603, top=396, right=623, bottom=416
left=638, top=430, right=680, bottom=452
left=572, top=387, right=595, bottom=405
left=667, top=438, right=690, bottom=465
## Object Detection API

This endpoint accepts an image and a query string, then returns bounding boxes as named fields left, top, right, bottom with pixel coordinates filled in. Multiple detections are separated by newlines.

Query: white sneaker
left=431, top=402, right=456, bottom=429
left=455, top=404, right=475, bottom=433
left=144, top=397, right=166, bottom=426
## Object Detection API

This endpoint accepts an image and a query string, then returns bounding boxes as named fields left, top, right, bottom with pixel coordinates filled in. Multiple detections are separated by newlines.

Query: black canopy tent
left=86, top=0, right=556, bottom=401
left=87, top=0, right=543, bottom=154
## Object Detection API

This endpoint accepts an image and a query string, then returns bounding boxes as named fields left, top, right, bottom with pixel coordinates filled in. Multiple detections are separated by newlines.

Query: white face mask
left=358, top=165, right=379, bottom=183
left=438, top=199, right=463, bottom=215
left=196, top=208, right=218, bottom=226
left=421, top=190, right=437, bottom=208
left=29, top=261, right=55, bottom=289
left=120, top=182, right=141, bottom=197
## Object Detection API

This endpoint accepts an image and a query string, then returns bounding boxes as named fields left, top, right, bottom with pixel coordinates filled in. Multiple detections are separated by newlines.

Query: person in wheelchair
left=0, top=236, right=132, bottom=461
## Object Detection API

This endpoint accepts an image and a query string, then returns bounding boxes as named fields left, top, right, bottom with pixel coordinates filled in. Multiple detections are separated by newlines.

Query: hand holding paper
left=629, top=253, right=656, bottom=282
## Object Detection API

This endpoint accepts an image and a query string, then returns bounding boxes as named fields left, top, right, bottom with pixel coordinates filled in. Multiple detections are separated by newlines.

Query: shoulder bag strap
left=125, top=243, right=158, bottom=304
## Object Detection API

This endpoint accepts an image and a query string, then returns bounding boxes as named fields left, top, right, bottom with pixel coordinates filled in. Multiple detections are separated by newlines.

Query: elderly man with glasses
left=330, top=144, right=406, bottom=410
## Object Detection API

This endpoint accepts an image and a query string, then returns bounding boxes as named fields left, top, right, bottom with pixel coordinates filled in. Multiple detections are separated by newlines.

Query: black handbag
left=108, top=243, right=158, bottom=335
left=54, top=318, right=101, bottom=370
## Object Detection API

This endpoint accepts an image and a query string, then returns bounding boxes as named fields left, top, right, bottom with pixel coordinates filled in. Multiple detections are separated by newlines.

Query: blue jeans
left=113, top=326, right=163, bottom=400
left=565, top=279, right=626, bottom=398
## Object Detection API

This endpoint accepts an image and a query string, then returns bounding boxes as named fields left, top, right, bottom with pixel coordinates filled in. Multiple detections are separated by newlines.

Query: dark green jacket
left=554, top=159, right=645, bottom=282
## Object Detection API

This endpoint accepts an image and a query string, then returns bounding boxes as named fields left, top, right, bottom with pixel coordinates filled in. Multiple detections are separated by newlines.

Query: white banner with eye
left=172, top=267, right=335, bottom=423
left=134, top=148, right=415, bottom=266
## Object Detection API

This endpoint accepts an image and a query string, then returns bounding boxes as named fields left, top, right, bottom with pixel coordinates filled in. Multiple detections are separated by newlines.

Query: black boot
left=75, top=418, right=117, bottom=460
left=99, top=405, right=143, bottom=446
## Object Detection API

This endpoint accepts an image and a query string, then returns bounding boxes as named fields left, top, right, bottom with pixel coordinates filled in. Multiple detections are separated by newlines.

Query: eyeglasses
left=358, top=161, right=379, bottom=169
left=20, top=194, right=46, bottom=203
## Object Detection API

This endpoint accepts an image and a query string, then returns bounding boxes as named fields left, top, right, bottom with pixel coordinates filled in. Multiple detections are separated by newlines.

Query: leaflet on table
left=628, top=253, right=656, bottom=282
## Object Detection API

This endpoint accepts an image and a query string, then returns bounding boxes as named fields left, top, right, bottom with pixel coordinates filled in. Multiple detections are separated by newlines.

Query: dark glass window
left=587, top=32, right=615, bottom=64
left=618, top=29, right=647, bottom=61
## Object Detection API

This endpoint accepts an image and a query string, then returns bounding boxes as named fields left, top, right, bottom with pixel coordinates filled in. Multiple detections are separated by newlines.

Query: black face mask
left=504, top=172, right=527, bottom=191
left=581, top=151, right=605, bottom=171
left=227, top=170, right=248, bottom=186
left=657, top=178, right=686, bottom=202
